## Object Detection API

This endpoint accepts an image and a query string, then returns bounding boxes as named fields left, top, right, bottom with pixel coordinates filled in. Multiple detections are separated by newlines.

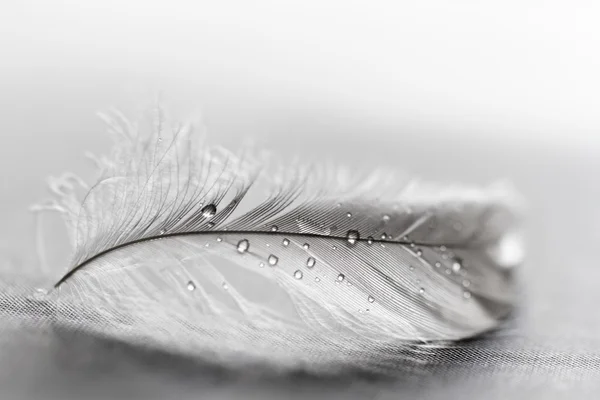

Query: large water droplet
left=237, top=239, right=250, bottom=253
left=268, top=254, right=279, bottom=266
left=336, top=273, right=345, bottom=282
left=271, top=225, right=278, bottom=232
left=346, top=230, right=360, bottom=245
left=306, top=257, right=316, bottom=268
left=282, top=238, right=290, bottom=246
left=187, top=281, right=196, bottom=291
left=303, top=243, right=310, bottom=250
left=294, top=270, right=303, bottom=280
left=201, top=204, right=217, bottom=219
left=368, top=295, right=375, bottom=303
left=452, top=261, right=462, bottom=272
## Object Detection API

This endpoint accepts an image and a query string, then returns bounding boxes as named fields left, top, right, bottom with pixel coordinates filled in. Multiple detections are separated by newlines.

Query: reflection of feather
left=36, top=106, right=523, bottom=374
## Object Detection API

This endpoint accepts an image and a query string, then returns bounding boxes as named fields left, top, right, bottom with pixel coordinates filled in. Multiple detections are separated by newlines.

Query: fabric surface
left=1, top=135, right=599, bottom=399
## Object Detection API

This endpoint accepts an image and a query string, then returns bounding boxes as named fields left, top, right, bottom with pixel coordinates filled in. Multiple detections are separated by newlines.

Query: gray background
left=1, top=1, right=600, bottom=399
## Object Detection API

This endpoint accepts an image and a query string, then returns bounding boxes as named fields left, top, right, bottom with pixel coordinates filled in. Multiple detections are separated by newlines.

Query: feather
left=34, top=106, right=524, bottom=375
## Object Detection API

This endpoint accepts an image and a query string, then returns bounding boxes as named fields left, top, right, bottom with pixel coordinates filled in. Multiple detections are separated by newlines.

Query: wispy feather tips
left=37, top=107, right=523, bottom=374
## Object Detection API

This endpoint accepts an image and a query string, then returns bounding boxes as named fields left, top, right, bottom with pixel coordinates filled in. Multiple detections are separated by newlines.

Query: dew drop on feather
left=367, top=236, right=374, bottom=245
left=271, top=225, right=278, bottom=232
left=268, top=254, right=279, bottom=266
left=346, top=230, right=360, bottom=245
left=303, top=243, right=310, bottom=250
left=337, top=273, right=345, bottom=282
left=201, top=204, right=217, bottom=219
left=294, top=270, right=303, bottom=280
left=237, top=239, right=250, bottom=253
left=306, top=257, right=316, bottom=268
left=368, top=295, right=375, bottom=303
left=282, top=238, right=290, bottom=246
left=187, top=281, right=196, bottom=291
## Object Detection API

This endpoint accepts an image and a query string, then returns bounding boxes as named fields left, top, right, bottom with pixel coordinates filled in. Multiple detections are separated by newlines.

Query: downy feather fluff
left=35, top=107, right=523, bottom=374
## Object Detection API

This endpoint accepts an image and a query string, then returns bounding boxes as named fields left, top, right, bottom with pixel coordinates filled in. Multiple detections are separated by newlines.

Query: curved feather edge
left=32, top=106, right=525, bottom=374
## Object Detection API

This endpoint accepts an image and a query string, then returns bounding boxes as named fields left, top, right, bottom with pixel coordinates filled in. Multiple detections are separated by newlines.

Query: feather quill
left=35, top=106, right=523, bottom=374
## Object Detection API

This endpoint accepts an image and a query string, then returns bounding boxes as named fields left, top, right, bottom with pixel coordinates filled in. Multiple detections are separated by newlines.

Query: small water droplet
left=410, top=242, right=415, bottom=248
left=346, top=281, right=352, bottom=286
left=452, top=261, right=462, bottom=272
left=282, top=238, right=290, bottom=246
left=216, top=237, right=222, bottom=242
left=294, top=270, right=303, bottom=280
left=419, top=288, right=425, bottom=294
left=445, top=269, right=451, bottom=275
left=368, top=295, right=375, bottom=303
left=237, top=239, right=250, bottom=253
left=159, top=229, right=166, bottom=235
left=346, top=230, right=360, bottom=245
left=201, top=204, right=217, bottom=219
left=222, top=282, right=229, bottom=290
left=380, top=233, right=388, bottom=240
left=32, top=288, right=48, bottom=301
left=346, top=212, right=352, bottom=218
left=271, top=225, right=278, bottom=232
left=158, top=137, right=163, bottom=142
left=332, top=245, right=337, bottom=250
left=207, top=221, right=215, bottom=228
left=314, top=277, right=321, bottom=282
left=416, top=249, right=423, bottom=256
left=266, top=243, right=271, bottom=247
left=336, top=203, right=342, bottom=208
left=187, top=281, right=196, bottom=291
left=462, top=279, right=471, bottom=288
left=306, top=257, right=316, bottom=268
left=337, top=273, right=345, bottom=282
left=268, top=254, right=279, bottom=266
left=440, top=245, right=447, bottom=251
left=204, top=242, right=210, bottom=247
left=435, top=262, right=441, bottom=268
left=382, top=214, right=390, bottom=222
left=303, top=243, right=310, bottom=250
left=463, top=291, right=472, bottom=299
left=367, top=236, right=374, bottom=245
left=259, top=262, right=265, bottom=268
left=409, top=265, right=415, bottom=271
left=416, top=279, right=421, bottom=284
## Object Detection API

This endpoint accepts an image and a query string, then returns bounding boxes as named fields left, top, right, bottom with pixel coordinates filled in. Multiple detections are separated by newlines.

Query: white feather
left=35, top=106, right=523, bottom=374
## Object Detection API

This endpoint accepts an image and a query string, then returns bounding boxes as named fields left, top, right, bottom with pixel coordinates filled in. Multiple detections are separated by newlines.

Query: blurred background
left=1, top=1, right=600, bottom=398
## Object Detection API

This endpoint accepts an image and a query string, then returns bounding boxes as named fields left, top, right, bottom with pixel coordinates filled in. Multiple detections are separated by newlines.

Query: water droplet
left=201, top=204, right=217, bottom=219
left=314, top=277, right=321, bottom=282
left=416, top=249, right=423, bottom=256
left=204, top=242, right=210, bottom=247
left=32, top=288, right=48, bottom=301
left=452, top=261, right=462, bottom=272
left=346, top=281, right=352, bottom=286
left=266, top=243, right=271, bottom=247
left=306, top=257, right=316, bottom=268
left=435, top=262, right=441, bottom=268
left=268, top=254, right=279, bottom=266
left=367, top=236, right=374, bottom=245
left=159, top=229, right=166, bottom=235
left=445, top=269, right=451, bottom=275
left=158, top=137, right=163, bottom=142
left=337, top=273, right=345, bottom=282
left=282, top=238, right=290, bottom=246
left=259, top=262, right=265, bottom=268
left=410, top=242, right=415, bottom=248
left=462, top=279, right=471, bottom=288
left=368, top=295, right=375, bottom=303
left=207, top=221, right=215, bottom=228
left=303, top=243, right=310, bottom=250
left=419, top=288, right=425, bottom=294
left=332, top=245, right=337, bottom=250
left=409, top=265, right=415, bottom=271
left=187, top=281, right=196, bottom=291
left=416, top=279, right=421, bottom=284
left=346, top=230, right=360, bottom=245
left=294, top=270, right=303, bottom=280
left=380, top=233, right=388, bottom=240
left=346, top=212, right=352, bottom=218
left=336, top=203, right=342, bottom=208
left=271, top=225, right=278, bottom=232
left=222, top=282, right=229, bottom=290
left=439, top=245, right=447, bottom=251
left=463, top=291, right=472, bottom=299
left=237, top=239, right=250, bottom=253
left=382, top=214, right=390, bottom=222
